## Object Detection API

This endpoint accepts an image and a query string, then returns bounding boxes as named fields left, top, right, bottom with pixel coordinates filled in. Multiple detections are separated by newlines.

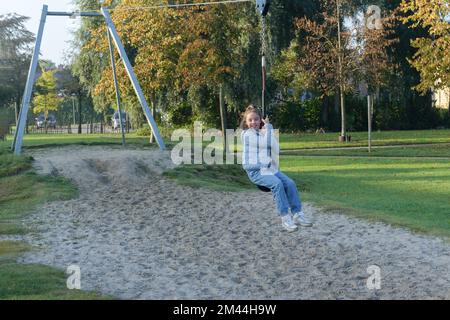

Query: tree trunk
left=448, top=98, right=450, bottom=128
left=219, top=84, right=228, bottom=153
left=90, top=109, right=93, bottom=134
left=14, top=100, right=19, bottom=126
left=339, top=86, right=346, bottom=138
left=77, top=95, right=82, bottom=134
left=149, top=94, right=156, bottom=143
left=44, top=103, right=48, bottom=134
left=321, top=96, right=329, bottom=128
left=336, top=0, right=346, bottom=141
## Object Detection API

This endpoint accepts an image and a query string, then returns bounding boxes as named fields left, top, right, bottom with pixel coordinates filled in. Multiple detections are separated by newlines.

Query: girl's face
left=246, top=112, right=261, bottom=130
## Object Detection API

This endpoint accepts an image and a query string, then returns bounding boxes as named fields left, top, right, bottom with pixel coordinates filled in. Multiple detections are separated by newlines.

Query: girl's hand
left=261, top=115, right=270, bottom=133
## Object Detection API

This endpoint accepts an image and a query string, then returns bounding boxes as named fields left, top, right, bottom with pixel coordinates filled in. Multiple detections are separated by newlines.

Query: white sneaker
left=281, top=214, right=298, bottom=232
left=292, top=212, right=313, bottom=227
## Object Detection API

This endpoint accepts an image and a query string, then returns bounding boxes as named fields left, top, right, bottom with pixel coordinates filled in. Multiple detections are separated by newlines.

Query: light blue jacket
left=240, top=123, right=279, bottom=174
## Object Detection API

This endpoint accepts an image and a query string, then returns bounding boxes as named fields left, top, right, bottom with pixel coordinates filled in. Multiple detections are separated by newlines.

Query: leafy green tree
left=55, top=65, right=96, bottom=129
left=0, top=14, right=34, bottom=122
left=380, top=0, right=440, bottom=129
left=70, top=0, right=118, bottom=132
left=399, top=0, right=449, bottom=94
left=32, top=68, right=59, bottom=131
left=76, top=0, right=262, bottom=132
left=272, top=0, right=397, bottom=135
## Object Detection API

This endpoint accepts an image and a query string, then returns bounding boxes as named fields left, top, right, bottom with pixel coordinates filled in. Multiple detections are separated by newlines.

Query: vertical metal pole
left=219, top=84, right=228, bottom=153
left=260, top=16, right=267, bottom=117
left=368, top=95, right=372, bottom=153
left=262, top=55, right=266, bottom=118
left=12, top=5, right=48, bottom=154
left=72, top=96, right=76, bottom=126
left=101, top=7, right=165, bottom=150
left=106, top=28, right=126, bottom=147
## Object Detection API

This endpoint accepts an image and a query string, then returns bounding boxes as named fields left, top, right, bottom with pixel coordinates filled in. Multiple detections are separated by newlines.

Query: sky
left=0, top=0, right=85, bottom=66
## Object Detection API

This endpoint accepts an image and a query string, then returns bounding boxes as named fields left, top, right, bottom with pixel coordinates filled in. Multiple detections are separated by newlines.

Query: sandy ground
left=5, top=145, right=450, bottom=299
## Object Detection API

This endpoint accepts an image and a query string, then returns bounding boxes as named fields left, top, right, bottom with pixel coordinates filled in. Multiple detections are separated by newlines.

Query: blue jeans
left=246, top=170, right=302, bottom=216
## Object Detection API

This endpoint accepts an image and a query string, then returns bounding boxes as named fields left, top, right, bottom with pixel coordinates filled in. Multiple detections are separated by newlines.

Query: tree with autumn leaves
left=70, top=0, right=449, bottom=134
left=32, top=67, right=59, bottom=132
left=73, top=0, right=259, bottom=141
left=272, top=0, right=398, bottom=139
left=399, top=0, right=449, bottom=95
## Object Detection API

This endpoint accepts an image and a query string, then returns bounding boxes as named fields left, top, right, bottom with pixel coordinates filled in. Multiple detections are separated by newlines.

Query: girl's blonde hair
left=239, top=104, right=262, bottom=130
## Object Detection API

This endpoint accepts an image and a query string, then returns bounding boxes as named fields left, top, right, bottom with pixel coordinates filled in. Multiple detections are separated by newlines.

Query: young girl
left=240, top=105, right=312, bottom=232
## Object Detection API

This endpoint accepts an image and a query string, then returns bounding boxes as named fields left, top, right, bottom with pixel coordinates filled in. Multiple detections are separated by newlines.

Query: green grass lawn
left=3, top=128, right=450, bottom=153
left=283, top=144, right=450, bottom=158
left=0, top=173, right=77, bottom=221
left=0, top=263, right=108, bottom=300
left=284, top=156, right=450, bottom=238
left=280, top=129, right=450, bottom=149
left=0, top=241, right=31, bottom=257
left=4, top=133, right=154, bottom=148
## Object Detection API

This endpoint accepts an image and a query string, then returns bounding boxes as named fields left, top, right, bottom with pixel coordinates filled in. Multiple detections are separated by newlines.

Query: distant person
left=240, top=105, right=313, bottom=232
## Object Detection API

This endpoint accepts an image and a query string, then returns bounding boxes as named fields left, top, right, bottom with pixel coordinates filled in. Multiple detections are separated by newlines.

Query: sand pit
left=7, top=145, right=450, bottom=299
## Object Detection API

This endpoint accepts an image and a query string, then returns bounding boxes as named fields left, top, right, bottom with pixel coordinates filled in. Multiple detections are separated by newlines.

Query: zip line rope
left=109, top=0, right=253, bottom=11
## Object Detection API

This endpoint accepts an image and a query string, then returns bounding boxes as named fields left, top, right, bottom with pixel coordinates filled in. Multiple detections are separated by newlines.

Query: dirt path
left=11, top=145, right=450, bottom=299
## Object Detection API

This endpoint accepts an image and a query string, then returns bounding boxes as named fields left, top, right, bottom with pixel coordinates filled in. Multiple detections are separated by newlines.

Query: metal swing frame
left=11, top=1, right=271, bottom=155
left=11, top=5, right=166, bottom=154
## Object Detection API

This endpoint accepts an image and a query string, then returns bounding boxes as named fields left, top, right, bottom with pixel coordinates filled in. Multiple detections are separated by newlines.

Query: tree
left=272, top=0, right=397, bottom=136
left=265, top=0, right=319, bottom=55
left=0, top=14, right=34, bottom=122
left=73, top=0, right=182, bottom=131
left=108, top=0, right=190, bottom=132
left=175, top=2, right=250, bottom=149
left=32, top=68, right=59, bottom=132
left=378, top=0, right=434, bottom=130
left=77, top=0, right=260, bottom=136
left=399, top=0, right=450, bottom=94
left=55, top=65, right=92, bottom=131
left=71, top=0, right=112, bottom=132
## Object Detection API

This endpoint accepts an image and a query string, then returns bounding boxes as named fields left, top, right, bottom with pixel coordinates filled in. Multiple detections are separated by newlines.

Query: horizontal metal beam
left=47, top=11, right=102, bottom=17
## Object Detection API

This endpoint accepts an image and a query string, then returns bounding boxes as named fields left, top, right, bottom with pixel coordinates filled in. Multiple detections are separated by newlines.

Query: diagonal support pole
left=106, top=28, right=126, bottom=147
left=12, top=5, right=48, bottom=154
left=101, top=7, right=165, bottom=150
